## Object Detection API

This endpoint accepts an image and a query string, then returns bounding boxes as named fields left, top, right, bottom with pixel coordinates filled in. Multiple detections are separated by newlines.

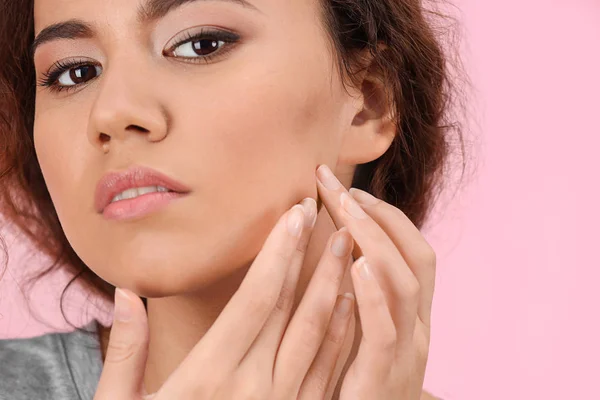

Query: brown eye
left=191, top=38, right=221, bottom=56
left=58, top=64, right=102, bottom=86
left=164, top=28, right=240, bottom=63
left=172, top=37, right=225, bottom=58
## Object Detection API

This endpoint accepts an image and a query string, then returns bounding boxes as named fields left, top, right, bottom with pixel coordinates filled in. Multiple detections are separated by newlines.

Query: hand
left=93, top=196, right=358, bottom=400
left=315, top=164, right=436, bottom=400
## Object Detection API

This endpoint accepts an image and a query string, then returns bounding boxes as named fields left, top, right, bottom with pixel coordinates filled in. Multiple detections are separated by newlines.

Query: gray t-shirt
left=0, top=321, right=445, bottom=400
left=0, top=320, right=103, bottom=400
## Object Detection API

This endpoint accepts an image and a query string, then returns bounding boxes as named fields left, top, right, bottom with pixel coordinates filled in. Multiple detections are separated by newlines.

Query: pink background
left=1, top=1, right=598, bottom=399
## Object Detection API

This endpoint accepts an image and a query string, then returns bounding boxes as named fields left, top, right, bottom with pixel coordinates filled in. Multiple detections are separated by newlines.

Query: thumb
left=94, top=288, right=149, bottom=400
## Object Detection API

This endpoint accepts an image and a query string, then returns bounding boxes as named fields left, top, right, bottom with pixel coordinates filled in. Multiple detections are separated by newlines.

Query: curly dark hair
left=0, top=0, right=475, bottom=330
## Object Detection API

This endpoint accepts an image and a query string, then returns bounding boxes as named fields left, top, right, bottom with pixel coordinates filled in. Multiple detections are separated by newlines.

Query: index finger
left=347, top=188, right=436, bottom=329
left=316, top=164, right=435, bottom=328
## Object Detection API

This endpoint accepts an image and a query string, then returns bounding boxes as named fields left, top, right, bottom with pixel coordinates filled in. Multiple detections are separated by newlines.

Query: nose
left=87, top=57, right=168, bottom=152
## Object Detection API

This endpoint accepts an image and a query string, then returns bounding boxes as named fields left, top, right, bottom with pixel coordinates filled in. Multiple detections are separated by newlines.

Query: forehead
left=33, top=0, right=320, bottom=33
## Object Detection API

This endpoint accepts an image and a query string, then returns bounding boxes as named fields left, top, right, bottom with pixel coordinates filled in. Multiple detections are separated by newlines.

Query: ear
left=338, top=49, right=397, bottom=165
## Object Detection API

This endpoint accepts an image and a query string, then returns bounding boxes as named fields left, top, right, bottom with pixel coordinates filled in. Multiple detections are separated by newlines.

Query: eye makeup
left=36, top=26, right=241, bottom=94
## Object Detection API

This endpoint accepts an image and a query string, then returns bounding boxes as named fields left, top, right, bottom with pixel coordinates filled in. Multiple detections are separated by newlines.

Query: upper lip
left=95, top=165, right=191, bottom=213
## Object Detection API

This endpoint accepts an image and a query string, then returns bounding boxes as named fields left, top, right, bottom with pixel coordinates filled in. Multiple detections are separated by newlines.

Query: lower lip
left=102, top=191, right=187, bottom=221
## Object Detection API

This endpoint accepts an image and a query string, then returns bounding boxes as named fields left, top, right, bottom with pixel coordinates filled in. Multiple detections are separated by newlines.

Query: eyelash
left=37, top=28, right=241, bottom=94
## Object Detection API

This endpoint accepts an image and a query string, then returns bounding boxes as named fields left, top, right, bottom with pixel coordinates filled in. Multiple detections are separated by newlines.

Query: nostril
left=126, top=124, right=149, bottom=133
left=99, top=133, right=110, bottom=143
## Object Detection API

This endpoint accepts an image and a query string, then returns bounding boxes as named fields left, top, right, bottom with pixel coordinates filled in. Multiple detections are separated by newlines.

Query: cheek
left=171, top=55, right=343, bottom=209
left=33, top=111, right=90, bottom=233
left=33, top=115, right=70, bottom=207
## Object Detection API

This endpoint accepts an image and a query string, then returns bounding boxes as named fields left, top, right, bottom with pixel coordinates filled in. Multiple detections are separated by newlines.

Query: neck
left=141, top=264, right=251, bottom=393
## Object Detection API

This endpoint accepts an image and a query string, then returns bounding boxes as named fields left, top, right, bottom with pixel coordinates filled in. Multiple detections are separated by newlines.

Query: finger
left=350, top=256, right=396, bottom=381
left=237, top=197, right=317, bottom=375
left=316, top=164, right=419, bottom=344
left=272, top=227, right=354, bottom=396
left=297, top=292, right=355, bottom=400
left=323, top=295, right=357, bottom=400
left=94, top=288, right=149, bottom=400
left=349, top=187, right=436, bottom=328
left=158, top=201, right=309, bottom=395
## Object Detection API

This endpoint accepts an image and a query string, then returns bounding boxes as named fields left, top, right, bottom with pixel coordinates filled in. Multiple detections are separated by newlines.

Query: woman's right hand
left=93, top=197, right=357, bottom=400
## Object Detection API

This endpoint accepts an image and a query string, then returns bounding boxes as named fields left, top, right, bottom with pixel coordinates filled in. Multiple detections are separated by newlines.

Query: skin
left=32, top=0, right=438, bottom=398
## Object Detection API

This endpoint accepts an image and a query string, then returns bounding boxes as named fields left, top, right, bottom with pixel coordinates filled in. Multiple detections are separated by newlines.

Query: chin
left=91, top=240, right=259, bottom=299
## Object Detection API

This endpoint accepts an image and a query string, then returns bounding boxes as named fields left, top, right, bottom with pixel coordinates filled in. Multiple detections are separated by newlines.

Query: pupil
left=192, top=39, right=218, bottom=56
left=70, top=66, right=96, bottom=83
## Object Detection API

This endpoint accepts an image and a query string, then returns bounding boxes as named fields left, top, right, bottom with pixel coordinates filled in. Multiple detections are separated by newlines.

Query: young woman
left=0, top=0, right=469, bottom=398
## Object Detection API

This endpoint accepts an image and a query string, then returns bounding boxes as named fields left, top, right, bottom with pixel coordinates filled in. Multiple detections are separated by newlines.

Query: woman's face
left=32, top=0, right=362, bottom=297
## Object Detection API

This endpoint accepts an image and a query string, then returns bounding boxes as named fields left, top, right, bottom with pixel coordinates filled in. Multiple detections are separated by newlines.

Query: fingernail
left=349, top=188, right=380, bottom=206
left=316, top=164, right=341, bottom=190
left=115, top=288, right=133, bottom=322
left=331, top=228, right=351, bottom=257
left=287, top=205, right=304, bottom=237
left=300, top=197, right=317, bottom=228
left=355, top=256, right=373, bottom=280
left=340, top=192, right=368, bottom=219
left=335, top=293, right=355, bottom=317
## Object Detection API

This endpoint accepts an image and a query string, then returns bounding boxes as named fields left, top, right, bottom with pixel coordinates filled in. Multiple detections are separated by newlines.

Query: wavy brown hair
left=0, top=0, right=474, bottom=329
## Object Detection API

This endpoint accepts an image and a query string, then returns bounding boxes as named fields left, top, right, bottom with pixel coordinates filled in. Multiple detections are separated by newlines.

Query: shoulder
left=0, top=331, right=62, bottom=373
left=0, top=331, right=71, bottom=399
left=0, top=320, right=103, bottom=400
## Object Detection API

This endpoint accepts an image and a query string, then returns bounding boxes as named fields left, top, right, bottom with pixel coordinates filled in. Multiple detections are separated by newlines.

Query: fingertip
left=115, top=288, right=134, bottom=322
left=98, top=288, right=149, bottom=399
left=114, top=288, right=147, bottom=323
left=334, top=292, right=355, bottom=317
left=353, top=256, right=373, bottom=281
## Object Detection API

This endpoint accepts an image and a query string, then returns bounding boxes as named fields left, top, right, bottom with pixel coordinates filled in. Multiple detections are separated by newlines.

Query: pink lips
left=95, top=165, right=191, bottom=220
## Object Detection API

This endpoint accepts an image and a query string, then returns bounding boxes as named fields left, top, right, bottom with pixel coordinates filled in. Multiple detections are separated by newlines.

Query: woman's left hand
left=315, top=164, right=437, bottom=400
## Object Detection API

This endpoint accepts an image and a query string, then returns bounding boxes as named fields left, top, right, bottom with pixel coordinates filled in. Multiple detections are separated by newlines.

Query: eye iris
left=69, top=65, right=96, bottom=84
left=192, top=39, right=219, bottom=56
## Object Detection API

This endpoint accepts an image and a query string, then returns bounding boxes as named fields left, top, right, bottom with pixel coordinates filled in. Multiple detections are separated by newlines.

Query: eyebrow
left=31, top=0, right=260, bottom=56
left=137, top=0, right=259, bottom=23
left=31, top=20, right=93, bottom=57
